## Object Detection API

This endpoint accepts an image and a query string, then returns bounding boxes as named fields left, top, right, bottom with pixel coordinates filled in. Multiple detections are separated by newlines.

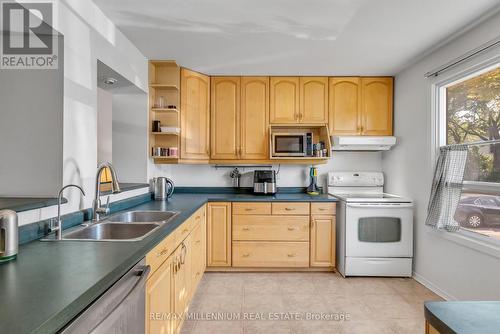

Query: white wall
left=151, top=152, right=382, bottom=189
left=383, top=12, right=500, bottom=300
left=54, top=0, right=147, bottom=214
left=0, top=34, right=64, bottom=197
left=97, top=87, right=113, bottom=163
left=112, top=92, right=148, bottom=183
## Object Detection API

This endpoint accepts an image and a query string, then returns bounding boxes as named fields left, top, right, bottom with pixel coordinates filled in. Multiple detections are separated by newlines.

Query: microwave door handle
left=347, top=203, right=413, bottom=209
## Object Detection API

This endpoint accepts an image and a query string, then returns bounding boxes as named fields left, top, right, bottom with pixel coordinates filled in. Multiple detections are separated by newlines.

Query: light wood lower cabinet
left=233, top=241, right=309, bottom=267
left=146, top=256, right=173, bottom=334
left=207, top=202, right=232, bottom=267
left=173, top=240, right=189, bottom=333
left=310, top=215, right=336, bottom=267
left=233, top=215, right=309, bottom=241
left=145, top=205, right=207, bottom=334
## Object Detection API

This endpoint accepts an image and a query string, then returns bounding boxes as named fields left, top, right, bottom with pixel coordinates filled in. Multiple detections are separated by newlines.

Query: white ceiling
left=94, top=0, right=500, bottom=75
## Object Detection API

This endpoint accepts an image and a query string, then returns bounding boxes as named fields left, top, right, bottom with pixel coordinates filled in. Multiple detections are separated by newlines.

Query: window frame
left=429, top=44, right=500, bottom=255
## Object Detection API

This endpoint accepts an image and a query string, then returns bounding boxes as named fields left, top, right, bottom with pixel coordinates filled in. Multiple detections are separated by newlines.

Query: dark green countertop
left=0, top=193, right=337, bottom=334
left=425, top=301, right=500, bottom=334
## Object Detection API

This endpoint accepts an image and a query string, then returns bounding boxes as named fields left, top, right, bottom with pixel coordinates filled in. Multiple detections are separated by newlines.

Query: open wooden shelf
left=268, top=124, right=331, bottom=160
left=149, top=60, right=181, bottom=164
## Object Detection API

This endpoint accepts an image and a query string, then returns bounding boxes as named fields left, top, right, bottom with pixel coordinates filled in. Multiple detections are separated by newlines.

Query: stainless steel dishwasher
left=60, top=259, right=150, bottom=334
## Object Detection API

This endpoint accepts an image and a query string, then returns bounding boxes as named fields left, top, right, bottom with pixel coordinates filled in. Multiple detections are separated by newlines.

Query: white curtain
left=425, top=145, right=469, bottom=231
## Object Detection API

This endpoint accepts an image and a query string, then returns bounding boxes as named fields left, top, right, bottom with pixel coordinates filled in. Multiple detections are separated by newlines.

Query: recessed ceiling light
left=104, top=77, right=117, bottom=85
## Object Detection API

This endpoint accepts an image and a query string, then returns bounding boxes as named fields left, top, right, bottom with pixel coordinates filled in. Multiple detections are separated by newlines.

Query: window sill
left=428, top=226, right=500, bottom=260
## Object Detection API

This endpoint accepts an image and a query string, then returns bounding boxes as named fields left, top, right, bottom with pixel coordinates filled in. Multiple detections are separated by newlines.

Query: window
left=440, top=64, right=500, bottom=241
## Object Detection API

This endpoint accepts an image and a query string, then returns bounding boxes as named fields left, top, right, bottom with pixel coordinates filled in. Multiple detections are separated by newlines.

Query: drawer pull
left=195, top=240, right=201, bottom=244
left=242, top=253, right=250, bottom=257
left=195, top=215, right=201, bottom=220
left=287, top=253, right=296, bottom=257
left=242, top=227, right=250, bottom=231
left=245, top=208, right=253, bottom=211
left=287, top=226, right=296, bottom=231
left=284, top=207, right=295, bottom=211
left=318, top=208, right=325, bottom=211
left=182, top=228, right=189, bottom=234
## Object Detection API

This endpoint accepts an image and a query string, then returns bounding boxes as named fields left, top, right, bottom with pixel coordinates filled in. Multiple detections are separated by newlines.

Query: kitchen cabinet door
left=310, top=215, right=336, bottom=267
left=241, top=77, right=269, bottom=159
left=146, top=256, right=173, bottom=334
left=207, top=202, right=232, bottom=267
left=329, top=77, right=361, bottom=135
left=300, top=77, right=328, bottom=124
left=270, top=77, right=300, bottom=124
left=210, top=77, right=240, bottom=159
left=360, top=77, right=393, bottom=135
left=173, top=242, right=189, bottom=333
left=180, top=68, right=210, bottom=160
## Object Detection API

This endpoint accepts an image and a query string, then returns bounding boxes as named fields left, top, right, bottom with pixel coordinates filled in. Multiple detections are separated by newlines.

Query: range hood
left=331, top=136, right=397, bottom=151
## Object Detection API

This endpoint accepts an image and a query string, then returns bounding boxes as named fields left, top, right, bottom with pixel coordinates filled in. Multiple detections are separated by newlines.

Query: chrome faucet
left=52, top=184, right=85, bottom=240
left=93, top=162, right=121, bottom=223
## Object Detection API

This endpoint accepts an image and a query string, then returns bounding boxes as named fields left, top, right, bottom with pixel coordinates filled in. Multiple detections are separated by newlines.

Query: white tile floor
left=181, top=272, right=442, bottom=334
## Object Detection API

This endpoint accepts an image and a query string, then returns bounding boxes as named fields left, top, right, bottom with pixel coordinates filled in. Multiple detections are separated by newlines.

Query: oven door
left=345, top=203, right=413, bottom=257
left=272, top=134, right=306, bottom=156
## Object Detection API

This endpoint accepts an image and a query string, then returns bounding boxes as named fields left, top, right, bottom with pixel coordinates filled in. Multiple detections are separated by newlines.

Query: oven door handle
left=347, top=203, right=414, bottom=209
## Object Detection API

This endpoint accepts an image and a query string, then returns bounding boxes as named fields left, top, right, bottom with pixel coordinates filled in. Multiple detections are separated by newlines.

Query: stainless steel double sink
left=44, top=211, right=179, bottom=242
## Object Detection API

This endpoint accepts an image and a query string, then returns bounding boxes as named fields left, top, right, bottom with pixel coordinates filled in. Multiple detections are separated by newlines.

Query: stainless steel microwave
left=272, top=132, right=311, bottom=157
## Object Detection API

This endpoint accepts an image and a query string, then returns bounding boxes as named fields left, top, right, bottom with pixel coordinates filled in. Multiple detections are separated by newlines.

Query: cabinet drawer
left=233, top=202, right=271, bottom=215
left=311, top=203, right=336, bottom=215
left=146, top=232, right=177, bottom=274
left=272, top=202, right=309, bottom=215
left=233, top=215, right=309, bottom=241
left=233, top=241, right=309, bottom=267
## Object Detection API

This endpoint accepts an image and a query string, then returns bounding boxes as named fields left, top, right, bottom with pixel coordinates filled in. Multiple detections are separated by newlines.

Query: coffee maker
left=253, top=170, right=277, bottom=195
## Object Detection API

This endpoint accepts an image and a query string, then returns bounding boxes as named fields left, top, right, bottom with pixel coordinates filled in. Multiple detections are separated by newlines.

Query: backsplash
left=18, top=193, right=153, bottom=245
left=151, top=151, right=382, bottom=189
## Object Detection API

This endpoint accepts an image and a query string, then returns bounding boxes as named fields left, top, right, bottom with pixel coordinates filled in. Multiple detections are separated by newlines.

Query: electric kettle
left=153, top=177, right=175, bottom=200
left=0, top=210, right=18, bottom=263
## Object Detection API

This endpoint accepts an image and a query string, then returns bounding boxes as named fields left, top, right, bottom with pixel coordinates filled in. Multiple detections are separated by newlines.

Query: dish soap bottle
left=306, top=166, right=320, bottom=195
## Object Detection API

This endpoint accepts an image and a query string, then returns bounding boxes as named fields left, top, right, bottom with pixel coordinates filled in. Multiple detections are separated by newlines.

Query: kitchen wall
left=97, top=88, right=113, bottom=164
left=383, top=11, right=500, bottom=300
left=151, top=152, right=382, bottom=189
left=0, top=34, right=64, bottom=197
left=54, top=0, right=147, bottom=214
left=112, top=92, right=149, bottom=183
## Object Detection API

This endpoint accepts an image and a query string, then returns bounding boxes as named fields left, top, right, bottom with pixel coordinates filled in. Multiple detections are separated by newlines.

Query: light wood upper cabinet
left=241, top=77, right=269, bottom=159
left=300, top=77, right=328, bottom=124
left=329, top=77, right=393, bottom=136
left=146, top=257, right=173, bottom=334
left=361, top=77, right=393, bottom=135
left=181, top=68, right=210, bottom=160
left=270, top=77, right=300, bottom=124
left=329, top=77, right=361, bottom=135
left=310, top=215, right=336, bottom=267
left=207, top=202, right=232, bottom=267
left=210, top=77, right=240, bottom=159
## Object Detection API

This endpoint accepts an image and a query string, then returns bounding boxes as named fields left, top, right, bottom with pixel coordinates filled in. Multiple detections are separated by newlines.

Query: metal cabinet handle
left=287, top=253, right=296, bottom=257
left=242, top=227, right=250, bottom=231
left=245, top=208, right=253, bottom=211
left=242, top=253, right=250, bottom=258
left=287, top=226, right=296, bottom=231
left=284, top=207, right=295, bottom=211
left=180, top=243, right=187, bottom=264
left=318, top=208, right=325, bottom=211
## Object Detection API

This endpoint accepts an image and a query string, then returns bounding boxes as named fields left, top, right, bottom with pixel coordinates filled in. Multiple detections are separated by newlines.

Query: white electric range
left=328, top=172, right=414, bottom=277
